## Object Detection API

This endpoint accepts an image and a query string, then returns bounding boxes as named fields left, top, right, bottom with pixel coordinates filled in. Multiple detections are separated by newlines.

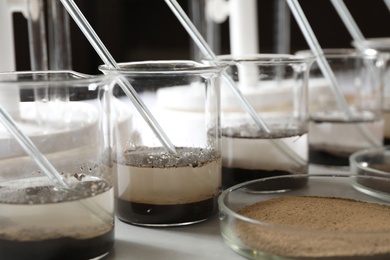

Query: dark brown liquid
left=309, top=146, right=350, bottom=167
left=116, top=196, right=218, bottom=225
left=222, top=167, right=308, bottom=190
left=384, top=138, right=390, bottom=145
left=0, top=228, right=114, bottom=260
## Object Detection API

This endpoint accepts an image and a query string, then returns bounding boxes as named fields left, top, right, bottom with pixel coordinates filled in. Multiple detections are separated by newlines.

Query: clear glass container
left=100, top=61, right=226, bottom=226
left=219, top=174, right=390, bottom=260
left=350, top=145, right=390, bottom=201
left=210, top=54, right=314, bottom=189
left=296, top=49, right=387, bottom=168
left=0, top=71, right=116, bottom=260
left=353, top=39, right=390, bottom=145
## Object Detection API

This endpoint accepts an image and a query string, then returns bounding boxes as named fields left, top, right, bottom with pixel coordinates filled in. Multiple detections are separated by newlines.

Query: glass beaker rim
left=208, top=54, right=315, bottom=65
left=352, top=37, right=390, bottom=49
left=0, top=70, right=114, bottom=85
left=295, top=48, right=380, bottom=58
left=99, top=60, right=227, bottom=75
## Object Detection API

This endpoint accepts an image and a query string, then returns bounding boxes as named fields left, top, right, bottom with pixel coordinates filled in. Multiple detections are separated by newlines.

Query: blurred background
left=11, top=0, right=390, bottom=74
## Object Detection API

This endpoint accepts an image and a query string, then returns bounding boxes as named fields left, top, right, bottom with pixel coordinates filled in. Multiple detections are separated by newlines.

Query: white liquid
left=222, top=132, right=308, bottom=172
left=309, top=119, right=384, bottom=155
left=0, top=176, right=114, bottom=241
left=114, top=148, right=221, bottom=205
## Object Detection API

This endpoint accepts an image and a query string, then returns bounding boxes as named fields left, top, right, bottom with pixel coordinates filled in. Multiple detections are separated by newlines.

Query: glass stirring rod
left=60, top=0, right=178, bottom=155
left=165, top=0, right=307, bottom=166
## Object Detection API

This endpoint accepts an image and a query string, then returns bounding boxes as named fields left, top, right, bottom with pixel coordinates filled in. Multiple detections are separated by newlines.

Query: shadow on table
left=168, top=215, right=222, bottom=237
left=103, top=239, right=205, bottom=260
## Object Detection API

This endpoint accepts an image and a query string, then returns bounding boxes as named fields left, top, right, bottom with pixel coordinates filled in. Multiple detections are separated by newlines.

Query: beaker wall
left=211, top=54, right=313, bottom=189
left=0, top=71, right=116, bottom=260
left=100, top=61, right=225, bottom=226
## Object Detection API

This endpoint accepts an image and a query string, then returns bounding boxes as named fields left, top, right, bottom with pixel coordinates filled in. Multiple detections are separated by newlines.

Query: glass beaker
left=296, top=49, right=386, bottom=168
left=352, top=38, right=390, bottom=145
left=0, top=71, right=116, bottom=260
left=100, top=61, right=225, bottom=227
left=210, top=54, right=314, bottom=189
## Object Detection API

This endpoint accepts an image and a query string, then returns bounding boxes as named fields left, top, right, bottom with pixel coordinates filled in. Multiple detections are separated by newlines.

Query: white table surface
left=104, top=165, right=348, bottom=260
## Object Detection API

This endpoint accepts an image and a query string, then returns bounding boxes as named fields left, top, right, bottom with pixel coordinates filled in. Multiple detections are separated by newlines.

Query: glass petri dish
left=350, top=146, right=390, bottom=201
left=218, top=174, right=390, bottom=259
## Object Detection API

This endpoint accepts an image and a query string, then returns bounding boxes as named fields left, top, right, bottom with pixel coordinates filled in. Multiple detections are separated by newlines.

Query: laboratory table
left=104, top=165, right=346, bottom=260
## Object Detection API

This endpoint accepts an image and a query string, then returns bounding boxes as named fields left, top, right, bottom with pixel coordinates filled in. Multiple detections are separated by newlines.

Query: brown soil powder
left=369, top=164, right=390, bottom=173
left=236, top=196, right=390, bottom=259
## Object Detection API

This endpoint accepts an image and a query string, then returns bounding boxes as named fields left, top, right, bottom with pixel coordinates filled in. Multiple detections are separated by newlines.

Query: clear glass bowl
left=350, top=146, right=390, bottom=201
left=218, top=174, right=390, bottom=260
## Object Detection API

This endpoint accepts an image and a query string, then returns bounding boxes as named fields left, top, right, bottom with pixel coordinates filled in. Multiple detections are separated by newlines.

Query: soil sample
left=236, top=196, right=390, bottom=259
left=114, top=147, right=221, bottom=226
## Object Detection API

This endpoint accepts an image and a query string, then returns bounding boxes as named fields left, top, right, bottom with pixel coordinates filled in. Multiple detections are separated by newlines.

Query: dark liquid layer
left=0, top=228, right=114, bottom=260
left=309, top=146, right=349, bottom=167
left=116, top=196, right=218, bottom=226
left=222, top=167, right=307, bottom=190
left=384, top=138, right=390, bottom=145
